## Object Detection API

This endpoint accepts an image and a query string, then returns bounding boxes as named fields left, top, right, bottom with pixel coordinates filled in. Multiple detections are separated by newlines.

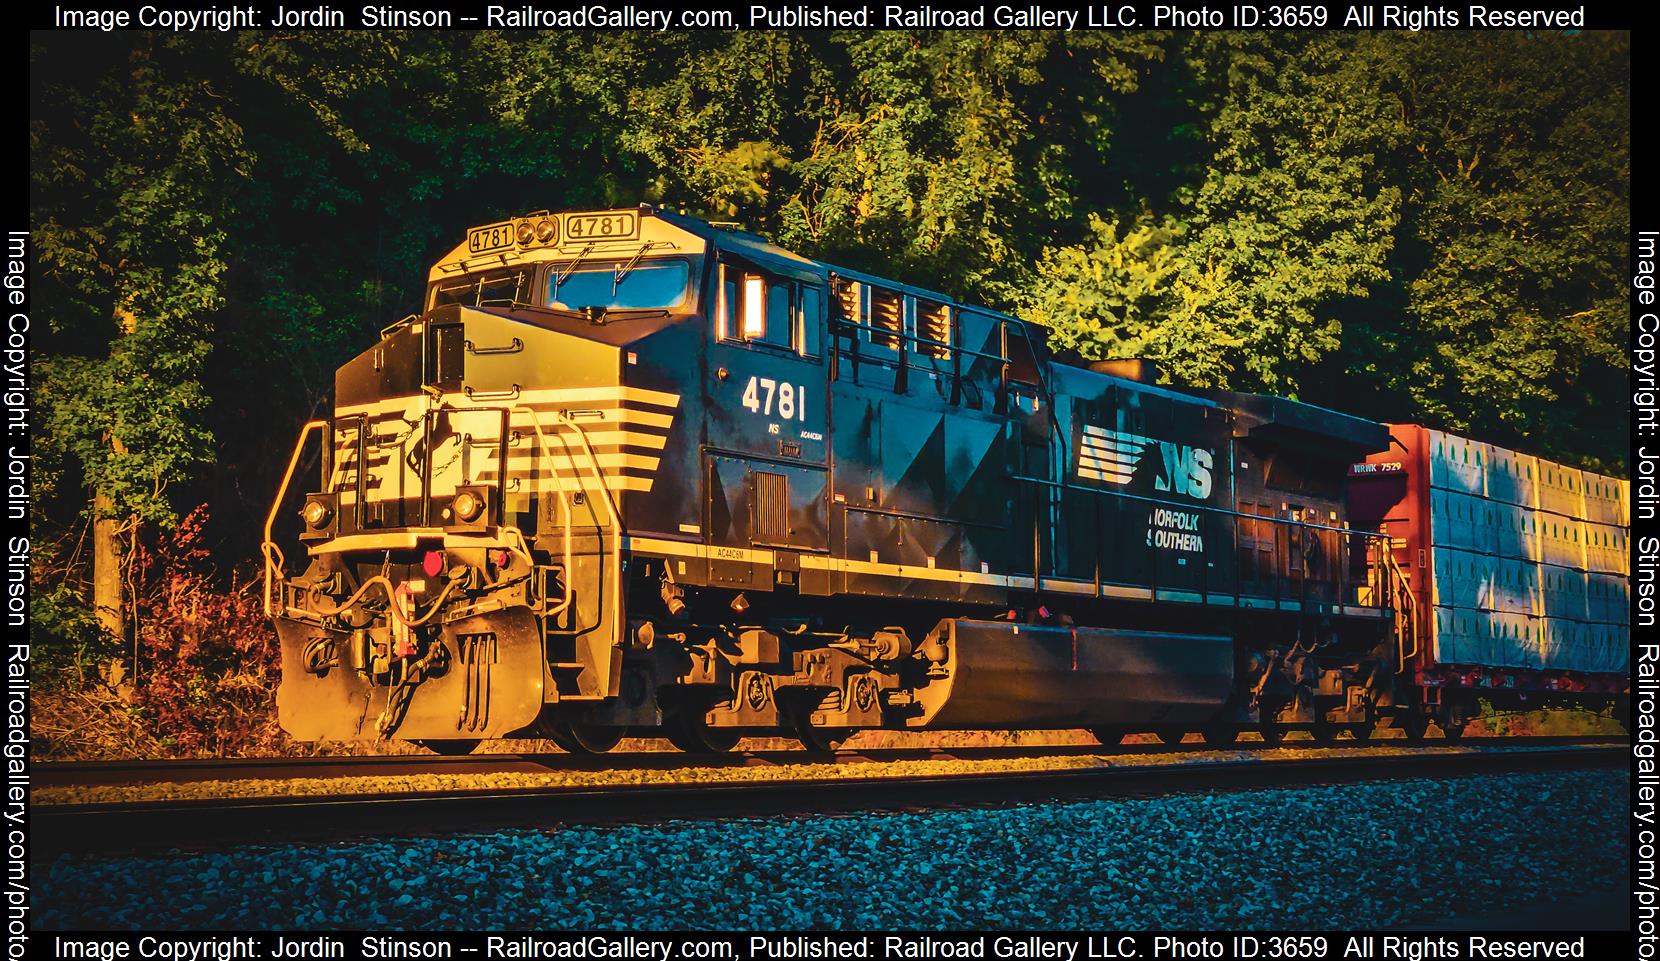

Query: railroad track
left=33, top=744, right=1623, bottom=856
left=36, top=734, right=1631, bottom=787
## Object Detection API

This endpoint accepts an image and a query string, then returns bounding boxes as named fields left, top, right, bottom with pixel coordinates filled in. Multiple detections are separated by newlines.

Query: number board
left=467, top=221, right=516, bottom=255
left=565, top=211, right=639, bottom=242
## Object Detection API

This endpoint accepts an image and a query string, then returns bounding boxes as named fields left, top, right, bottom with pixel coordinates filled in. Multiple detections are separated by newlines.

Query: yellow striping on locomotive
left=328, top=385, right=682, bottom=501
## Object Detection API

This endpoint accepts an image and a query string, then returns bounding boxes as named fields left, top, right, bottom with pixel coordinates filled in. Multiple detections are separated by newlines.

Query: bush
left=31, top=505, right=292, bottom=759
left=125, top=506, right=286, bottom=755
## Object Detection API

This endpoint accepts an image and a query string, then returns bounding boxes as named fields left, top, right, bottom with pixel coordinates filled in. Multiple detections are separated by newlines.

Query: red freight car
left=1348, top=424, right=1628, bottom=737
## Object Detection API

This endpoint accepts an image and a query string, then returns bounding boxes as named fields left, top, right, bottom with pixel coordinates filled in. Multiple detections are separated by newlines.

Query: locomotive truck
left=262, top=205, right=1626, bottom=753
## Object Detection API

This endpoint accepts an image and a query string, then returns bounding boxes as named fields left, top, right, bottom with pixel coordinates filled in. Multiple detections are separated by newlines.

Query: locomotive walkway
left=33, top=741, right=1623, bottom=856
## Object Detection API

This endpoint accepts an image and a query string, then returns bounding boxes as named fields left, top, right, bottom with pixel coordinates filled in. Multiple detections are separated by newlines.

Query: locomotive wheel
left=1438, top=701, right=1471, bottom=742
left=661, top=716, right=703, bottom=753
left=1256, top=724, right=1285, bottom=747
left=1089, top=727, right=1131, bottom=747
left=663, top=708, right=741, bottom=754
left=416, top=739, right=481, bottom=756
left=1156, top=730, right=1187, bottom=746
left=785, top=692, right=850, bottom=753
left=1399, top=712, right=1429, bottom=743
left=1348, top=722, right=1375, bottom=743
left=792, top=716, right=850, bottom=754
left=1200, top=724, right=1238, bottom=747
left=1308, top=721, right=1339, bottom=745
left=551, top=717, right=627, bottom=754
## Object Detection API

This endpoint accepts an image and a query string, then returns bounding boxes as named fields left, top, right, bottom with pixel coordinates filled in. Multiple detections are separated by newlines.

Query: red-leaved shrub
left=126, top=506, right=287, bottom=755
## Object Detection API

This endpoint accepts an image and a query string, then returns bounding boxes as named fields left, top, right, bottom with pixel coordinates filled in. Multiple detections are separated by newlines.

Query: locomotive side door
left=703, top=258, right=830, bottom=586
left=1004, top=319, right=1056, bottom=587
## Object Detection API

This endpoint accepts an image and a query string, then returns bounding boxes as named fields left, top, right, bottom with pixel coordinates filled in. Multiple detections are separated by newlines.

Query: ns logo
left=1076, top=425, right=1212, bottom=500
left=1153, top=442, right=1213, bottom=500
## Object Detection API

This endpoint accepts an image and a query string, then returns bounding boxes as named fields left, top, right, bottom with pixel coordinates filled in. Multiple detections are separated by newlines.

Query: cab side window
left=716, top=261, right=821, bottom=357
left=765, top=281, right=792, bottom=346
left=799, top=285, right=823, bottom=357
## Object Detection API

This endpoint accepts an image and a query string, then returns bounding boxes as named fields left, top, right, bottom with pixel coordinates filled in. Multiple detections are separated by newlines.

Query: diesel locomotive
left=263, top=205, right=1626, bottom=754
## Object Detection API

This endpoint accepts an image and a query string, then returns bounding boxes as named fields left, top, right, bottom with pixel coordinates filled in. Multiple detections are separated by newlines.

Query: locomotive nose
left=438, top=307, right=683, bottom=515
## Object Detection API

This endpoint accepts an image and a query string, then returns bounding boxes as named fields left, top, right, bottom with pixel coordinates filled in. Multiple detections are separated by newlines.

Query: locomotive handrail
left=334, top=413, right=369, bottom=531
left=263, top=419, right=329, bottom=617
left=465, top=384, right=522, bottom=402
left=1010, top=470, right=1390, bottom=610
left=552, top=409, right=626, bottom=676
left=379, top=314, right=419, bottom=339
left=1012, top=319, right=1076, bottom=541
left=1380, top=544, right=1419, bottom=670
left=1012, top=321, right=1061, bottom=419
left=466, top=336, right=524, bottom=355
left=830, top=317, right=1009, bottom=365
left=511, top=405, right=575, bottom=618
left=1007, top=472, right=1391, bottom=540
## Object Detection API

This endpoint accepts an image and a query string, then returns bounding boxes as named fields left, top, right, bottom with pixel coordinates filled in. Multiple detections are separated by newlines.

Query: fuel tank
left=910, top=618, right=1233, bottom=728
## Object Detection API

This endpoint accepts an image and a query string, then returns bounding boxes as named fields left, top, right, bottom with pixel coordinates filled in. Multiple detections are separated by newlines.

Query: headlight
left=515, top=221, right=535, bottom=246
left=535, top=219, right=557, bottom=244
left=301, top=498, right=332, bottom=528
left=452, top=490, right=484, bottom=523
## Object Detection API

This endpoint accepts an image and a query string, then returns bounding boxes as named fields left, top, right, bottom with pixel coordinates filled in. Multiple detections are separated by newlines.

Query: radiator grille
left=753, top=471, right=788, bottom=543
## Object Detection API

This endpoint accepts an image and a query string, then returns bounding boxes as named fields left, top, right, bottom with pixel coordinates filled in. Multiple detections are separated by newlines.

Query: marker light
left=301, top=499, right=332, bottom=528
left=452, top=490, right=485, bottom=523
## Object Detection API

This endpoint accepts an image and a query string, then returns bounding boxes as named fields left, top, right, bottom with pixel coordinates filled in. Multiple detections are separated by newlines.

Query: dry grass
left=30, top=684, right=175, bottom=760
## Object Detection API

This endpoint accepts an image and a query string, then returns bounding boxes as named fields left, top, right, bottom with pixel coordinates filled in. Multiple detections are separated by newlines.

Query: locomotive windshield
left=429, top=266, right=535, bottom=309
left=549, top=260, right=690, bottom=311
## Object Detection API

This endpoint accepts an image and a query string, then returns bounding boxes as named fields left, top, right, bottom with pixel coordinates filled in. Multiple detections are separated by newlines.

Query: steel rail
left=33, top=745, right=1623, bottom=856
left=35, top=736, right=1630, bottom=787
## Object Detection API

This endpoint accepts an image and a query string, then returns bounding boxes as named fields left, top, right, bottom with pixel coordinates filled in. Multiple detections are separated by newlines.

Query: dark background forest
left=26, top=29, right=1630, bottom=754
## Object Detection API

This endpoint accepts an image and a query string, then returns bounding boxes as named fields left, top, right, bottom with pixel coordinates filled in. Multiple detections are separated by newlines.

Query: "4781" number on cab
left=741, top=376, right=807, bottom=421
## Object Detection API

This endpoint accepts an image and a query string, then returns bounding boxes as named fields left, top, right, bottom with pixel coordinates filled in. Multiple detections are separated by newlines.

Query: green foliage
left=35, top=31, right=1626, bottom=477
left=1021, top=214, right=1203, bottom=378
left=1022, top=33, right=1404, bottom=392
left=1349, top=32, right=1631, bottom=468
left=31, top=34, right=250, bottom=524
left=30, top=579, right=115, bottom=689
left=777, top=32, right=1169, bottom=298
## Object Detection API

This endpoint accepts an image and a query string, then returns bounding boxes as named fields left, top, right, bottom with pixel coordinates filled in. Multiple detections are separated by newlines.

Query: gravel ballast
left=37, top=768, right=1625, bottom=930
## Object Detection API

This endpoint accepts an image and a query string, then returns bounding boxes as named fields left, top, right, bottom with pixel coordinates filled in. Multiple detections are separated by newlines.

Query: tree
left=1345, top=31, right=1630, bottom=468
left=1020, top=33, right=1403, bottom=392
left=32, top=34, right=249, bottom=649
